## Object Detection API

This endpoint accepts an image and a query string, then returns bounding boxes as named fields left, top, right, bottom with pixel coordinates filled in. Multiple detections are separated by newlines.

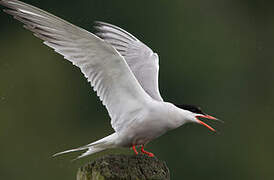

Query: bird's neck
left=166, top=103, right=190, bottom=129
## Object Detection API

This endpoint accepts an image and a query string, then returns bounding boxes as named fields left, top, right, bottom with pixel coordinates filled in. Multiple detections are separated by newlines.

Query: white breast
left=116, top=101, right=175, bottom=147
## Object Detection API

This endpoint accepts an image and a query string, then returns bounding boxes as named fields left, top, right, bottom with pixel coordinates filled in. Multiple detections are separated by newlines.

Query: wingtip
left=93, top=21, right=107, bottom=30
left=2, top=8, right=15, bottom=15
left=0, top=0, right=16, bottom=6
left=0, top=0, right=6, bottom=5
left=93, top=20, right=108, bottom=26
left=93, top=20, right=102, bottom=24
left=93, top=21, right=118, bottom=30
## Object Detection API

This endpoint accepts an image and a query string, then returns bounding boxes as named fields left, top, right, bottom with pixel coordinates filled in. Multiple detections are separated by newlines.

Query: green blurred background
left=1, top=0, right=274, bottom=179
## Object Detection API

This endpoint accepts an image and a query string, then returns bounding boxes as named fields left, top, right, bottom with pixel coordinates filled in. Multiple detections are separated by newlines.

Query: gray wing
left=94, top=21, right=163, bottom=101
left=0, top=0, right=152, bottom=132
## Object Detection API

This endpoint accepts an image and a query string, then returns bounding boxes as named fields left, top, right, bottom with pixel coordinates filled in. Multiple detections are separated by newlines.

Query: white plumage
left=94, top=21, right=163, bottom=102
left=0, top=0, right=219, bottom=159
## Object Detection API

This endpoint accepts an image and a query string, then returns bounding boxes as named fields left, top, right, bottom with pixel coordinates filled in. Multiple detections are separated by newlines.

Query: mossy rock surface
left=77, top=154, right=170, bottom=180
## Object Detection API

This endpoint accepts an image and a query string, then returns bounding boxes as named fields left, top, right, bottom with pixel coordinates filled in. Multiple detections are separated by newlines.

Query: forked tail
left=53, top=133, right=117, bottom=160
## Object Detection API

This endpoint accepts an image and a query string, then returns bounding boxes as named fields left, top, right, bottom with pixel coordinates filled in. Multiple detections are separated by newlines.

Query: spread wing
left=0, top=0, right=152, bottom=131
left=94, top=21, right=163, bottom=101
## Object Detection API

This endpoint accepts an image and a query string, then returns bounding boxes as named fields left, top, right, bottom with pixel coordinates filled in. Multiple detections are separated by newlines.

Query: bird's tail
left=53, top=133, right=118, bottom=160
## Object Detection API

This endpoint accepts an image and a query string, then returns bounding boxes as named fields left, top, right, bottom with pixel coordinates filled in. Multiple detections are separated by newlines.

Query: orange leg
left=141, top=145, right=154, bottom=157
left=132, top=145, right=138, bottom=155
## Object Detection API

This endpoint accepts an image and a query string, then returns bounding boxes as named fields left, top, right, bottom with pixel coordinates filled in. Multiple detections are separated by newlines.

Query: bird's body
left=58, top=101, right=186, bottom=159
left=115, top=101, right=181, bottom=147
left=0, top=0, right=220, bottom=159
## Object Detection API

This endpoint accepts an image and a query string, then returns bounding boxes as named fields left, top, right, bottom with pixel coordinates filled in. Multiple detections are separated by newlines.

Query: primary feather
left=0, top=0, right=152, bottom=132
left=94, top=21, right=163, bottom=101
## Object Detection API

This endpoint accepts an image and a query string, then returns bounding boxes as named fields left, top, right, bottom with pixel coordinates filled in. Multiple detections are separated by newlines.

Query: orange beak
left=195, top=115, right=218, bottom=132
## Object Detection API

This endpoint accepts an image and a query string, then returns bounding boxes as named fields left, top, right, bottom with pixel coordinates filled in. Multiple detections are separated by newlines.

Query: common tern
left=0, top=0, right=221, bottom=159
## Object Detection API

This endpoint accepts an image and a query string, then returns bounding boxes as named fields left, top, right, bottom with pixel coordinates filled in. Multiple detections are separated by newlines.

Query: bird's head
left=176, top=104, right=220, bottom=132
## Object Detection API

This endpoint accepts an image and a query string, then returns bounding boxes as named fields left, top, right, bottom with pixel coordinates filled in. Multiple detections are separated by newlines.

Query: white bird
left=0, top=0, right=220, bottom=159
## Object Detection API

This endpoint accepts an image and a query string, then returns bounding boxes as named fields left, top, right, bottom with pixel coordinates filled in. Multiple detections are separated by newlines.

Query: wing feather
left=0, top=0, right=151, bottom=131
left=94, top=21, right=163, bottom=101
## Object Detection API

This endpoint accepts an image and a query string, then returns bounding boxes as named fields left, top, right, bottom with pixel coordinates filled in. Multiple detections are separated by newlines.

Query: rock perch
left=77, top=154, right=170, bottom=180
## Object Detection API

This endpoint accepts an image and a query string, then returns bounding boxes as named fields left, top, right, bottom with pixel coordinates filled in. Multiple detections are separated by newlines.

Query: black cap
left=175, top=104, right=205, bottom=115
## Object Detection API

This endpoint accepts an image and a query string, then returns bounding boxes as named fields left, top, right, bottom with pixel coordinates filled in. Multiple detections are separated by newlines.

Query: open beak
left=195, top=115, right=218, bottom=132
